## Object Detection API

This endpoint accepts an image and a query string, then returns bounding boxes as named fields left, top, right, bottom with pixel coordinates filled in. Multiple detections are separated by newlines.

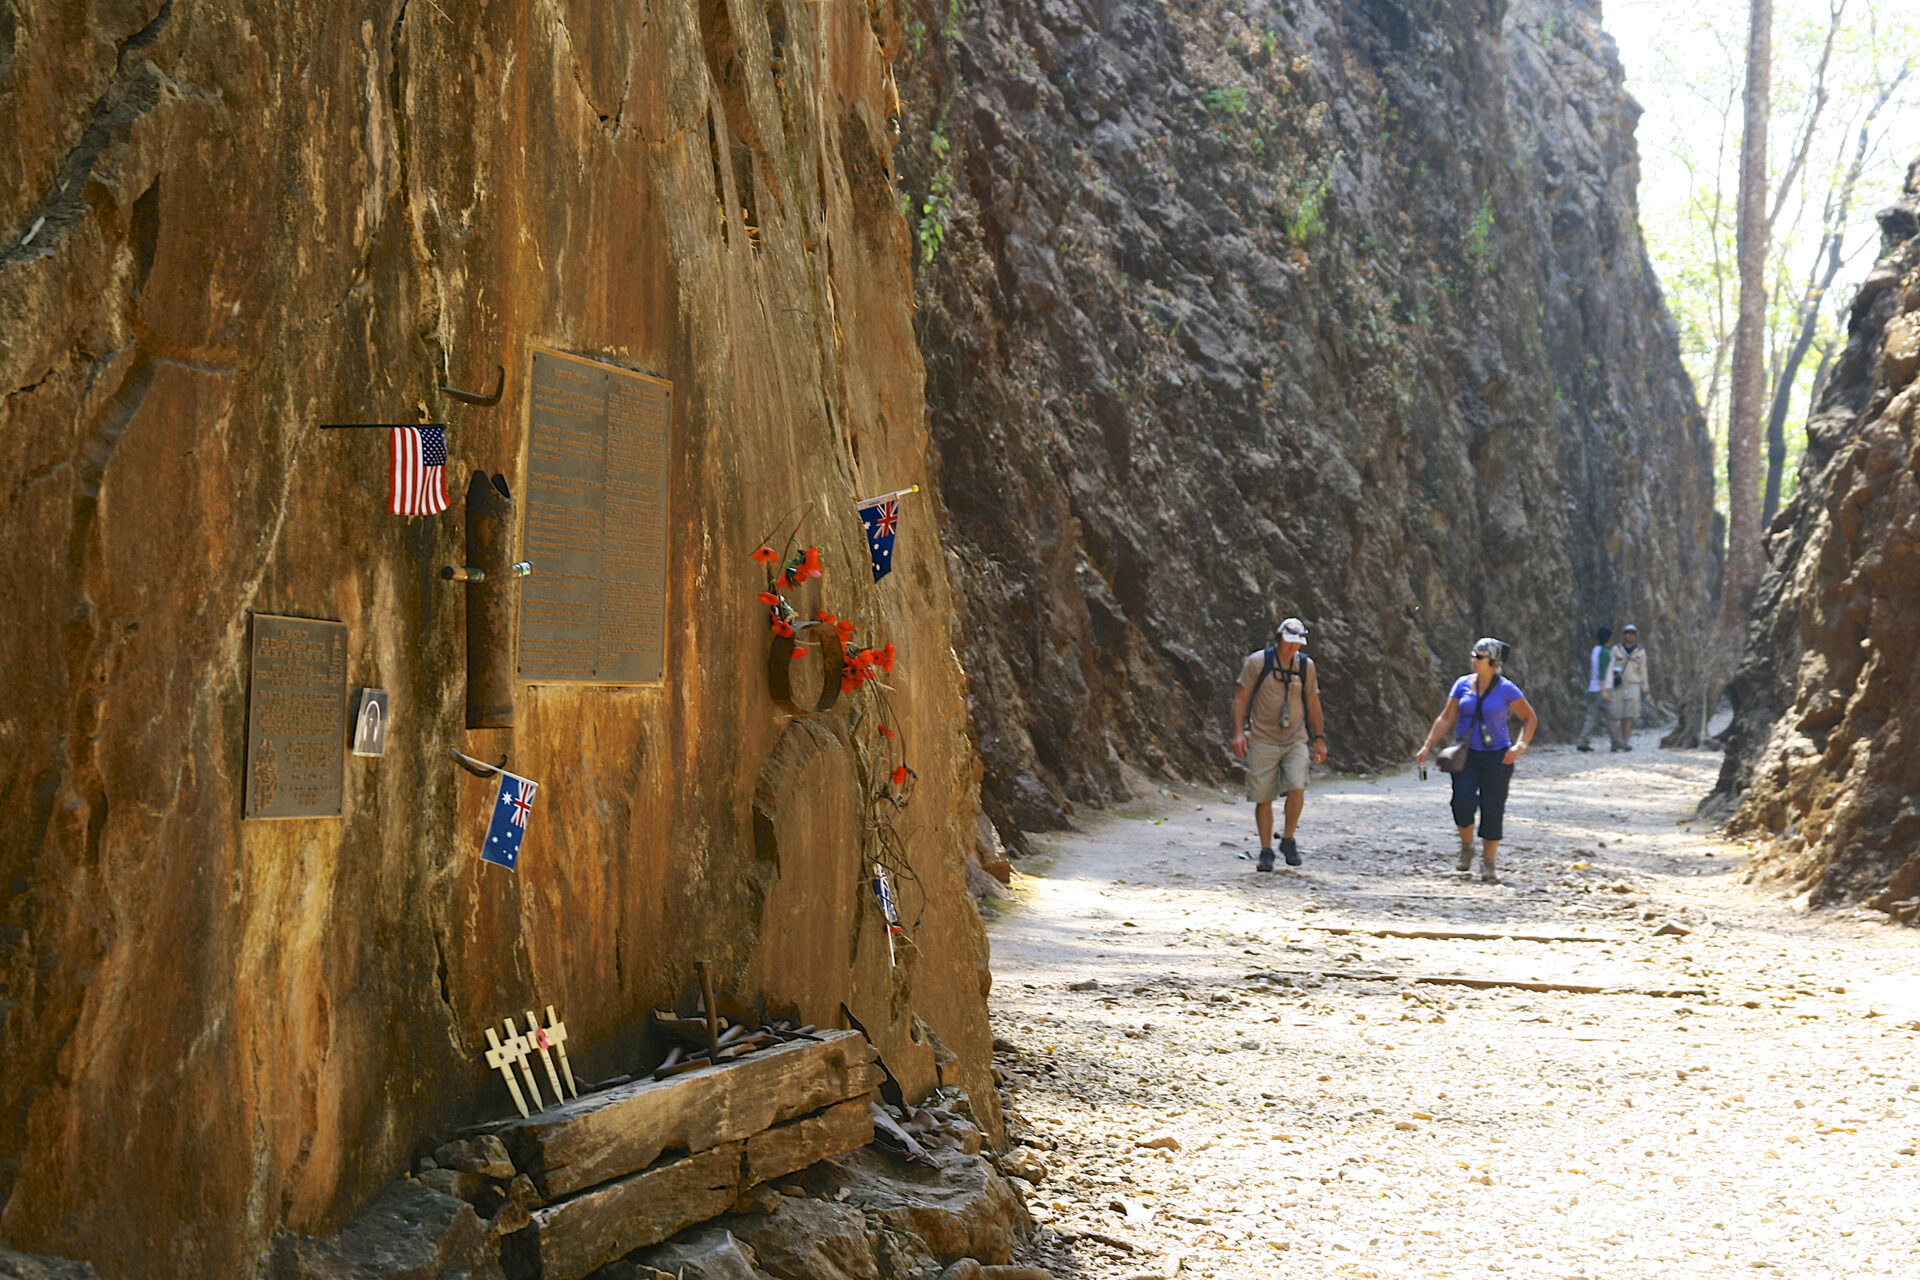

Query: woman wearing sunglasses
left=1412, top=637, right=1539, bottom=883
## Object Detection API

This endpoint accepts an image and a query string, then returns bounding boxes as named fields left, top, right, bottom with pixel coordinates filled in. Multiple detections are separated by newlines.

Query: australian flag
left=481, top=771, right=538, bottom=871
left=859, top=498, right=899, bottom=581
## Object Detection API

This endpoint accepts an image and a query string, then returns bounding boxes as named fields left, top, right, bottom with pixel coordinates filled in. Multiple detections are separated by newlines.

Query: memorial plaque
left=245, top=614, right=347, bottom=819
left=519, top=348, right=671, bottom=684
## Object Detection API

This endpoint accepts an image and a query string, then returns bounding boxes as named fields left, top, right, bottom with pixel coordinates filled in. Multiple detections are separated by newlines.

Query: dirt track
left=986, top=743, right=1920, bottom=1279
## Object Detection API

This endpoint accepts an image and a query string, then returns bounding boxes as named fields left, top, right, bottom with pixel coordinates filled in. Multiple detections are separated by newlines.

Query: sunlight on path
left=988, top=746, right=1920, bottom=1279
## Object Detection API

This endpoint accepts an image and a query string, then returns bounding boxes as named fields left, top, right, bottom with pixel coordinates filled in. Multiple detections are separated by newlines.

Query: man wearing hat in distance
left=1608, top=624, right=1649, bottom=751
left=1230, top=618, right=1327, bottom=871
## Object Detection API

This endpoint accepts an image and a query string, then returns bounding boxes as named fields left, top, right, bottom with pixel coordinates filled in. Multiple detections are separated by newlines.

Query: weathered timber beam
left=1307, top=926, right=1613, bottom=944
left=743, top=1094, right=874, bottom=1187
left=1307, top=969, right=1707, bottom=997
left=503, top=1143, right=741, bottom=1280
left=504, top=1094, right=878, bottom=1280
left=500, top=1029, right=881, bottom=1197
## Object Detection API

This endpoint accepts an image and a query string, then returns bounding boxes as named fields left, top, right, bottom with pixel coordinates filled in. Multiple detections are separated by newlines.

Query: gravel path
left=986, top=744, right=1920, bottom=1279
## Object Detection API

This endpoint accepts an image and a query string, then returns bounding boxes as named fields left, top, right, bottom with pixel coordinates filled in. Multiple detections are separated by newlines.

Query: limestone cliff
left=1713, top=158, right=1920, bottom=919
left=896, top=0, right=1718, bottom=837
left=0, top=1, right=994, bottom=1276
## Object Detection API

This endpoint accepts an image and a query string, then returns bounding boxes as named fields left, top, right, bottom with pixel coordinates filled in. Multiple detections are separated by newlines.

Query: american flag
left=389, top=425, right=449, bottom=515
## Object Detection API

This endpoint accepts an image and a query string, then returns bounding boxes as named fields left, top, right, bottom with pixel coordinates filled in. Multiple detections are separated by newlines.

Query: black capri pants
left=1450, top=749, right=1515, bottom=841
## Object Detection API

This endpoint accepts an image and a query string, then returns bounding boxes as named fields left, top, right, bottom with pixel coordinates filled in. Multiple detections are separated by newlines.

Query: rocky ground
left=986, top=744, right=1920, bottom=1279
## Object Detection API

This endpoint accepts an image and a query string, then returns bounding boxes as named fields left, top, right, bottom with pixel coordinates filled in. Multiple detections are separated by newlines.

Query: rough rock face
left=1714, top=159, right=1920, bottom=918
left=0, top=1, right=995, bottom=1276
left=896, top=0, right=1718, bottom=836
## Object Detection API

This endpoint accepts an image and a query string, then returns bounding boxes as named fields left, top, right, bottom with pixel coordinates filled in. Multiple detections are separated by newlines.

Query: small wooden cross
left=542, top=1004, right=579, bottom=1098
left=503, top=1015, right=546, bottom=1111
left=483, top=1027, right=532, bottom=1119
left=526, top=1008, right=566, bottom=1103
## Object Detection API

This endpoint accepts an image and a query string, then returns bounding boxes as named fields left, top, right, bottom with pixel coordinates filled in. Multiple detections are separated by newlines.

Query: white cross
left=483, top=1027, right=531, bottom=1118
left=543, top=1004, right=578, bottom=1098
left=503, top=1016, right=546, bottom=1111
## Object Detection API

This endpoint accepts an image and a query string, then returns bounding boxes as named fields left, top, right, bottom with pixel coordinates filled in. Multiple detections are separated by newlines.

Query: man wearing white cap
left=1608, top=624, right=1649, bottom=750
left=1230, top=618, right=1327, bottom=870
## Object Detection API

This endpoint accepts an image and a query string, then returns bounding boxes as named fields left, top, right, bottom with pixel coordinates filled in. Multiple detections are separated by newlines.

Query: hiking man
left=1608, top=624, right=1649, bottom=750
left=1229, top=618, right=1327, bottom=871
left=1575, top=625, right=1619, bottom=752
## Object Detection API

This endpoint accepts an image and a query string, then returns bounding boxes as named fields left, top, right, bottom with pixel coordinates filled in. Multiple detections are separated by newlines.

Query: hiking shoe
left=1257, top=849, right=1275, bottom=872
left=1457, top=845, right=1475, bottom=872
left=1281, top=837, right=1302, bottom=867
left=1576, top=742, right=1592, bottom=753
left=1479, top=865, right=1499, bottom=884
left=1610, top=743, right=1628, bottom=752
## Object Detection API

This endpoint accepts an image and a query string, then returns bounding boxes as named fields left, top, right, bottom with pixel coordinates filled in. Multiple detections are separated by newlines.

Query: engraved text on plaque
left=520, top=349, right=671, bottom=684
left=245, top=615, right=347, bottom=819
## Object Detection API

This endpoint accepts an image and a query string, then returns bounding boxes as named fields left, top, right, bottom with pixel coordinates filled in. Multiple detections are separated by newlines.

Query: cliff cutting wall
left=1714, top=158, right=1920, bottom=919
left=896, top=0, right=1719, bottom=839
left=0, top=1, right=994, bottom=1275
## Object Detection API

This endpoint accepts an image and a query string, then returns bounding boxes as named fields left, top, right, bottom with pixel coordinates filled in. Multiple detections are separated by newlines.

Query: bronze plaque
left=519, top=348, right=671, bottom=684
left=245, top=614, right=347, bottom=819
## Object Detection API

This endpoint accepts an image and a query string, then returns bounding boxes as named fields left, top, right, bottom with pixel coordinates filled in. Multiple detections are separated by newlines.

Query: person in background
left=1609, top=624, right=1649, bottom=751
left=1229, top=618, right=1328, bottom=871
left=1575, top=625, right=1619, bottom=752
left=1413, top=637, right=1539, bottom=884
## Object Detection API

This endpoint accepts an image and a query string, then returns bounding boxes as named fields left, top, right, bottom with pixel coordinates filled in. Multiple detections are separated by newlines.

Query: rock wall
left=1713, top=158, right=1920, bottom=918
left=0, top=2, right=996, bottom=1276
left=895, top=0, right=1718, bottom=837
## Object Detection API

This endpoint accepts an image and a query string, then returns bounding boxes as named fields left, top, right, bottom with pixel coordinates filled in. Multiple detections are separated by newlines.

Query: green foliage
left=906, top=16, right=926, bottom=55
left=1463, top=193, right=1497, bottom=276
left=1285, top=151, right=1340, bottom=245
left=1203, top=85, right=1249, bottom=115
left=942, top=0, right=966, bottom=42
left=917, top=132, right=955, bottom=264
left=1261, top=29, right=1278, bottom=57
left=1539, top=15, right=1557, bottom=43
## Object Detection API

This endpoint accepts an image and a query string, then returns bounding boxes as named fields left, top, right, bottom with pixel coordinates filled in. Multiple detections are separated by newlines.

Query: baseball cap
left=1276, top=618, right=1309, bottom=644
left=1622, top=623, right=1638, bottom=634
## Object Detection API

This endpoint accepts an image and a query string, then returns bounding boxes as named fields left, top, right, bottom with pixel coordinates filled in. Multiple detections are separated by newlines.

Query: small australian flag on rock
left=859, top=498, right=900, bottom=582
left=481, top=770, right=538, bottom=871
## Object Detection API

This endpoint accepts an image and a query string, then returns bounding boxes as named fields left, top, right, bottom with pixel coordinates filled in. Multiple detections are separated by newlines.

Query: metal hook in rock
left=453, top=749, right=509, bottom=779
left=440, top=365, right=506, bottom=407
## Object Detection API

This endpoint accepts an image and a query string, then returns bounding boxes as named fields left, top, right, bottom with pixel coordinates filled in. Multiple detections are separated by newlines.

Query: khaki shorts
left=1614, top=685, right=1644, bottom=720
left=1245, top=740, right=1309, bottom=804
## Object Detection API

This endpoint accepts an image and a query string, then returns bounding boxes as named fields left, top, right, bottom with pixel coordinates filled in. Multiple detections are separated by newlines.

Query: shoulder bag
left=1436, top=680, right=1493, bottom=774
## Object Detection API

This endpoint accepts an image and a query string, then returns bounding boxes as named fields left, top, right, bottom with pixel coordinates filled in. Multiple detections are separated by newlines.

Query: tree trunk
left=1723, top=0, right=1771, bottom=633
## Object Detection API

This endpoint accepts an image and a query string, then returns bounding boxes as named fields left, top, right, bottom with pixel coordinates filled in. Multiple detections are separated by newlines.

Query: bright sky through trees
left=1604, top=0, right=1919, bottom=516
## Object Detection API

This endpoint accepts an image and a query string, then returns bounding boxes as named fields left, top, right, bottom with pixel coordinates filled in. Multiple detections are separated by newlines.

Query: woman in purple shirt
left=1413, top=637, right=1539, bottom=883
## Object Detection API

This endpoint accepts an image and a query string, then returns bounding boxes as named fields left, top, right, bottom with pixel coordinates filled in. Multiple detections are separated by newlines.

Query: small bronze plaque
left=519, top=348, right=671, bottom=684
left=245, top=614, right=347, bottom=819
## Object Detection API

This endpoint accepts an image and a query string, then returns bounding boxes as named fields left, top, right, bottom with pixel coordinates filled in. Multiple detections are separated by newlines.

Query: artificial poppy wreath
left=752, top=531, right=920, bottom=949
left=753, top=543, right=913, bottom=783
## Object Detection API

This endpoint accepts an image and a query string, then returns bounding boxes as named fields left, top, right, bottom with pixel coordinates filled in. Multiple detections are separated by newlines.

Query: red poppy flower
left=878, top=725, right=895, bottom=738
left=841, top=675, right=857, bottom=693
left=758, top=592, right=780, bottom=606
left=791, top=645, right=807, bottom=657
left=752, top=546, right=777, bottom=564
left=817, top=610, right=836, bottom=625
left=804, top=546, right=822, bottom=573
left=773, top=619, right=794, bottom=637
left=776, top=573, right=792, bottom=591
left=879, top=643, right=896, bottom=672
left=836, top=619, right=855, bottom=638
left=890, top=765, right=909, bottom=785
